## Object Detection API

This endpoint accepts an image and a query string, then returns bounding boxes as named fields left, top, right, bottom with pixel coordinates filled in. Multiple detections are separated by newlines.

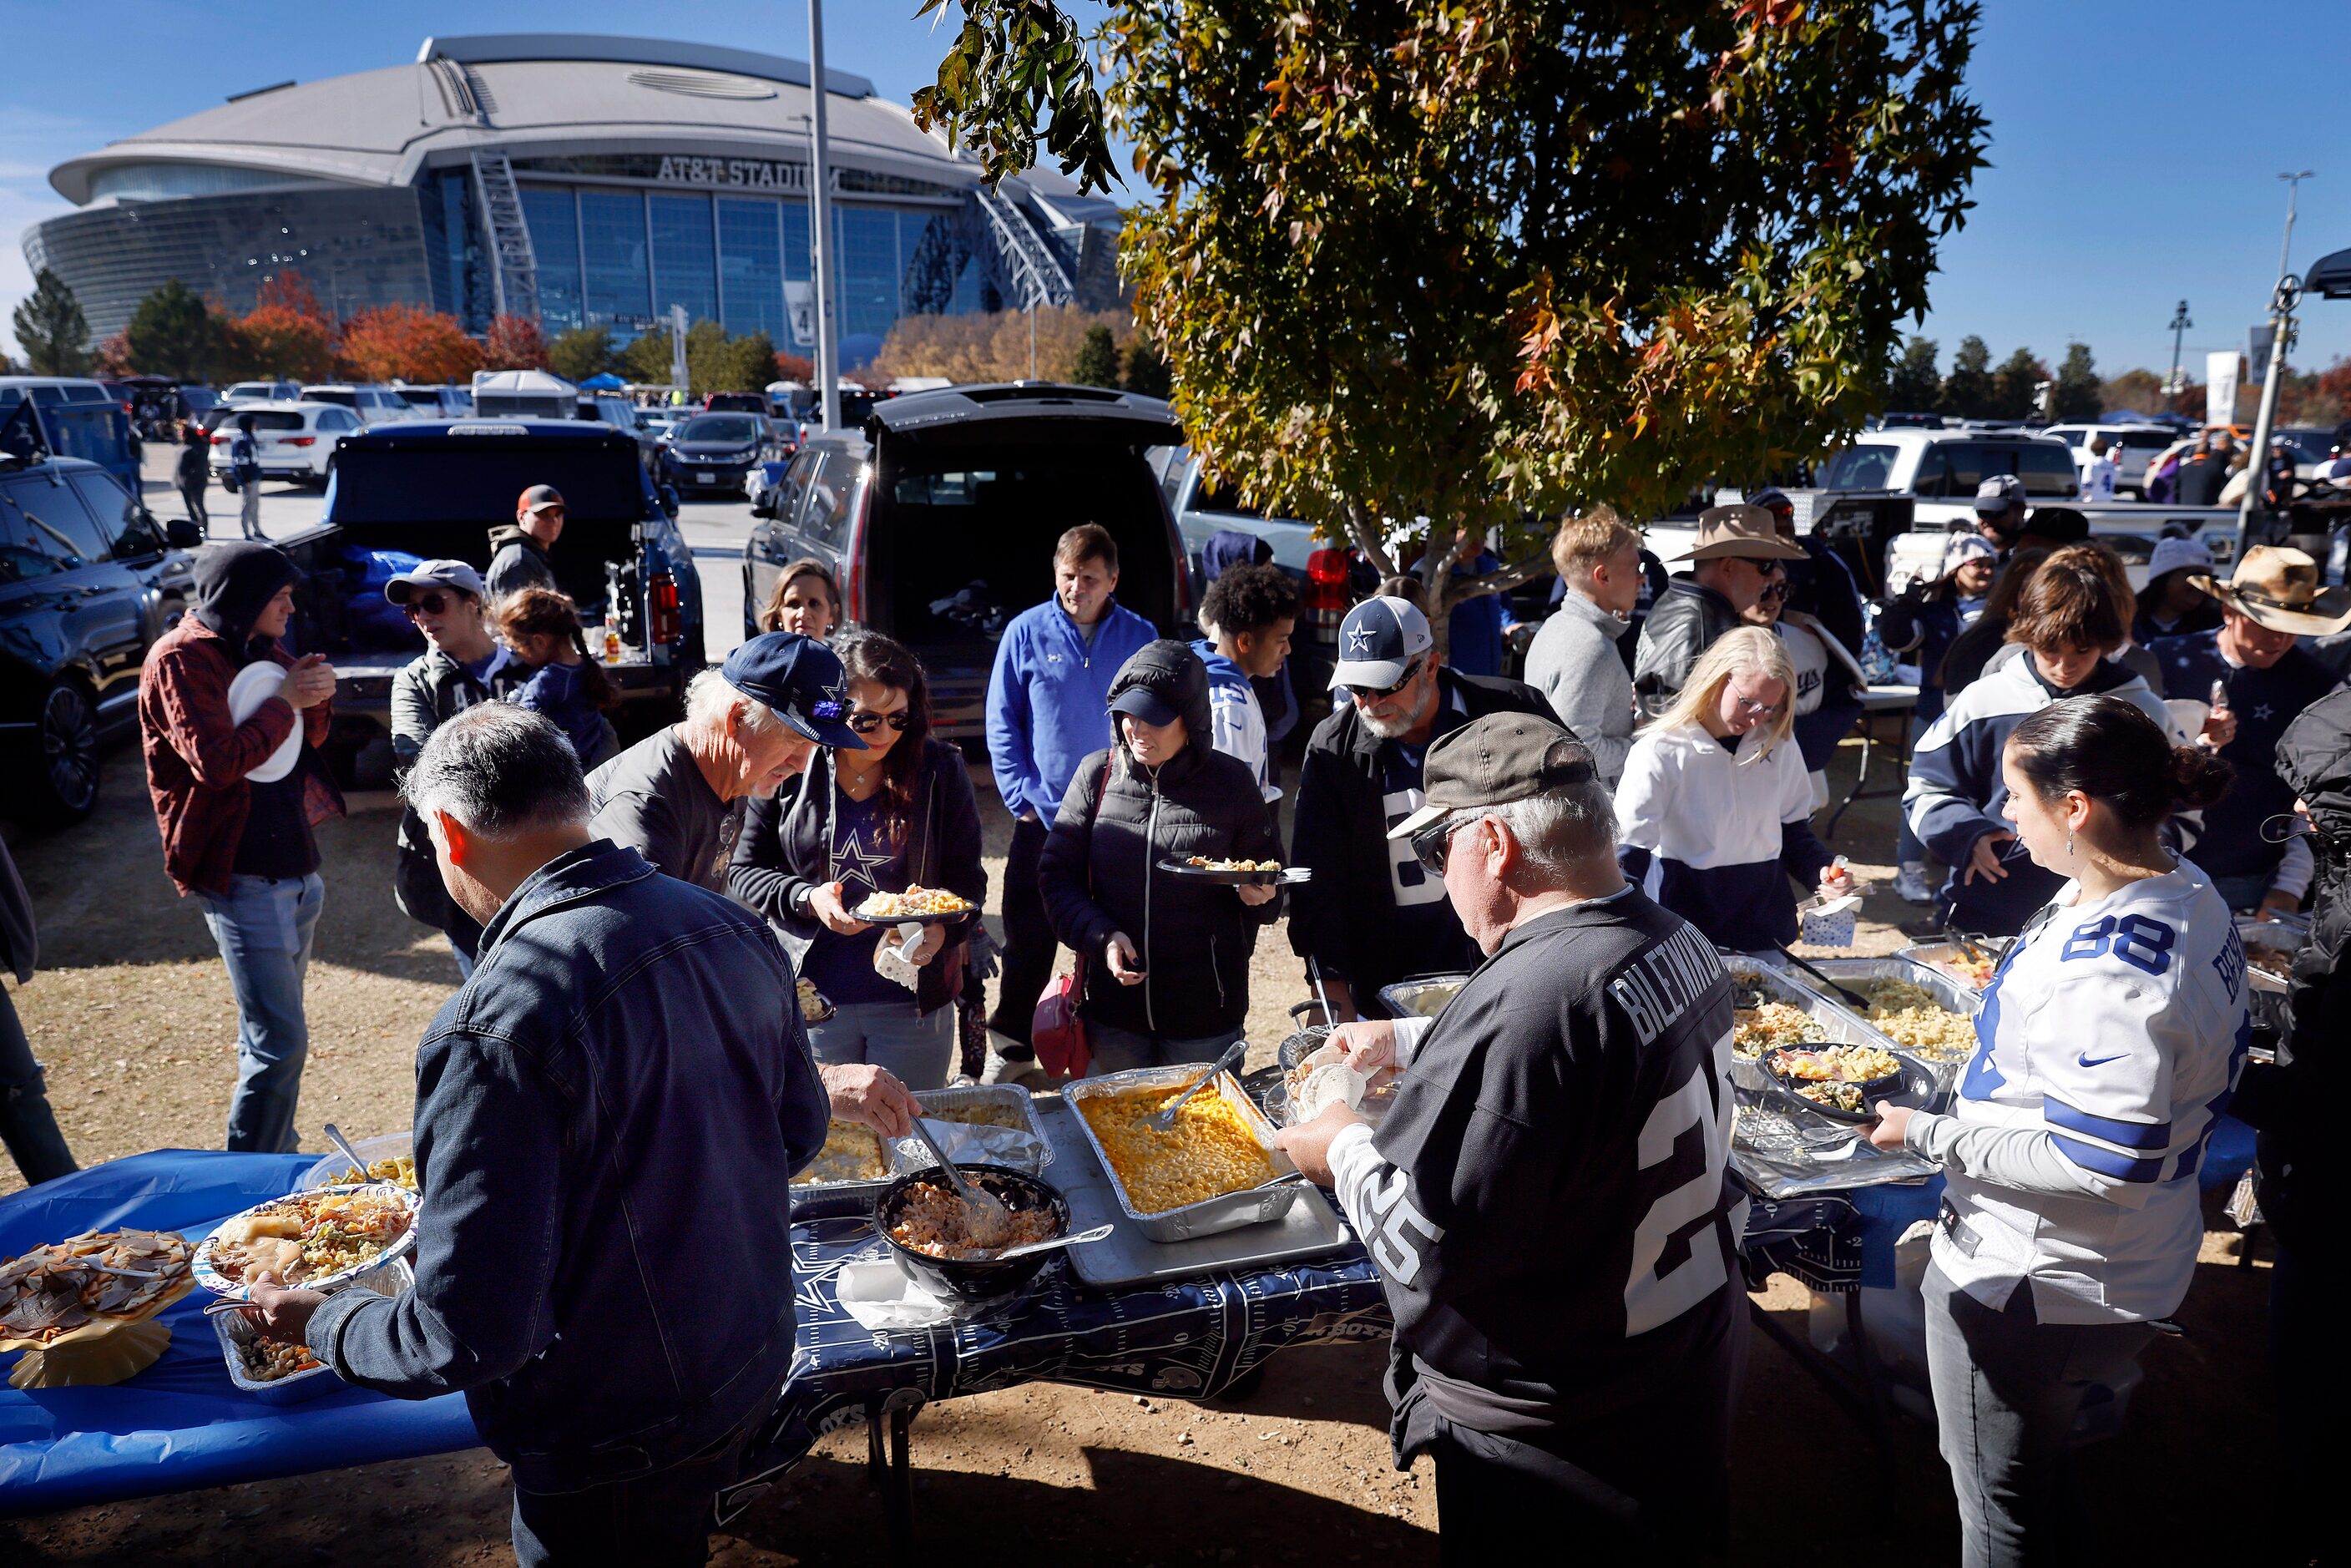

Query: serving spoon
left=1149, top=1038, right=1250, bottom=1132
left=904, top=1118, right=1016, bottom=1249
left=989, top=1223, right=1115, bottom=1261
left=321, top=1122, right=373, bottom=1183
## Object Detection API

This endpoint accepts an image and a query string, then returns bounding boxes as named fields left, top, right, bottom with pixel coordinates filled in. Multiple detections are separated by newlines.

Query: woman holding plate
left=1039, top=640, right=1284, bottom=1075
left=729, top=629, right=984, bottom=1090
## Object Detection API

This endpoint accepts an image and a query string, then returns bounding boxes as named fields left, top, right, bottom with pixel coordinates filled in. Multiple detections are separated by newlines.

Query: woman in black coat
left=1039, top=640, right=1283, bottom=1074
left=730, top=630, right=985, bottom=1090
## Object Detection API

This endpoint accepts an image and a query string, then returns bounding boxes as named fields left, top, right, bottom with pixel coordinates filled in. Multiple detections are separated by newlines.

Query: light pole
left=2278, top=170, right=2315, bottom=284
left=2238, top=173, right=2315, bottom=539
left=808, top=0, right=840, bottom=431
left=2166, top=299, right=2192, bottom=408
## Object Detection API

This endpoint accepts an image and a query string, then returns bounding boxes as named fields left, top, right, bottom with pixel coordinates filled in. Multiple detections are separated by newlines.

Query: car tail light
left=1302, top=547, right=1352, bottom=630
left=211, top=432, right=230, bottom=445
left=647, top=572, right=681, bottom=645
left=282, top=436, right=316, bottom=448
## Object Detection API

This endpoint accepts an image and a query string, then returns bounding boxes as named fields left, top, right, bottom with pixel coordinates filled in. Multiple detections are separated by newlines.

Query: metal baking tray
left=1034, top=1097, right=1352, bottom=1287
left=2236, top=917, right=2300, bottom=996
left=788, top=1123, right=902, bottom=1221
left=1788, top=956, right=1979, bottom=1084
left=1061, top=1065, right=1306, bottom=1242
left=1378, top=974, right=1472, bottom=1019
left=895, top=1084, right=1054, bottom=1174
left=1893, top=940, right=2008, bottom=994
left=213, top=1257, right=412, bottom=1405
left=1722, top=953, right=1905, bottom=1093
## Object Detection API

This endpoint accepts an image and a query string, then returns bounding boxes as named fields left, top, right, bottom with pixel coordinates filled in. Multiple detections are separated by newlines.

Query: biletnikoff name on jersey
left=1607, top=921, right=1723, bottom=1045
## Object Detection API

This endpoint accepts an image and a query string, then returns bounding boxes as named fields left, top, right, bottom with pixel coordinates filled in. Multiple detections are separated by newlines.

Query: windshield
left=678, top=414, right=761, bottom=443
left=1819, top=443, right=1900, bottom=490
left=330, top=441, right=646, bottom=524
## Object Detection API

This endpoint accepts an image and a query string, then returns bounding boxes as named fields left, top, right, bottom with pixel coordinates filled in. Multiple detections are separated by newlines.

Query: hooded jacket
left=1038, top=640, right=1282, bottom=1039
left=484, top=524, right=557, bottom=601
left=136, top=544, right=341, bottom=898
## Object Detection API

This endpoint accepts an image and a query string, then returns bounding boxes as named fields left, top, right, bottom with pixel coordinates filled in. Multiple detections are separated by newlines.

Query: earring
left=2065, top=827, right=2075, bottom=857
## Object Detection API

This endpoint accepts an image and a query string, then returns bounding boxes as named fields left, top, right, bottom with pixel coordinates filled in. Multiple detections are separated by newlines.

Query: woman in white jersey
left=1871, top=695, right=2245, bottom=1565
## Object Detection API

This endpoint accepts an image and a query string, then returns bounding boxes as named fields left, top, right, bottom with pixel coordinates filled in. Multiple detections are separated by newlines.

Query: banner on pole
left=2206, top=351, right=2242, bottom=427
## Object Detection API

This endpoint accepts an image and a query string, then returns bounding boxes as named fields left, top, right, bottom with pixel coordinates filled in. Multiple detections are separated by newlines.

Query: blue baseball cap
left=1330, top=595, right=1433, bottom=690
left=719, top=633, right=867, bottom=750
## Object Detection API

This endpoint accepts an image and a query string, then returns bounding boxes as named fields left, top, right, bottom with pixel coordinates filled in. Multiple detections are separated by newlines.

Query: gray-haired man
left=241, top=704, right=836, bottom=1565
left=1278, top=712, right=1744, bottom=1560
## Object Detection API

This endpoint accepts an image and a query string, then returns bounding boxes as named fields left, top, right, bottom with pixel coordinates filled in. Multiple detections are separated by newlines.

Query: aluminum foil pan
left=1378, top=974, right=1471, bottom=1020
left=1062, top=1065, right=1305, bottom=1243
left=1721, top=953, right=1905, bottom=1095
left=1790, top=956, right=1980, bottom=1085
left=2236, top=918, right=2300, bottom=996
left=213, top=1257, right=412, bottom=1405
left=1893, top=940, right=2008, bottom=995
left=893, top=1085, right=1054, bottom=1175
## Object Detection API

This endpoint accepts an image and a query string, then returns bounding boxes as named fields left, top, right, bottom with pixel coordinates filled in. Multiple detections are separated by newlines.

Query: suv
left=280, top=419, right=702, bottom=784
left=2039, top=422, right=2179, bottom=498
left=208, top=401, right=363, bottom=487
left=0, top=441, right=196, bottom=825
left=391, top=382, right=473, bottom=418
left=662, top=411, right=778, bottom=497
left=743, top=382, right=1190, bottom=737
left=301, top=384, right=415, bottom=427
left=0, top=376, right=146, bottom=499
left=575, top=392, right=660, bottom=473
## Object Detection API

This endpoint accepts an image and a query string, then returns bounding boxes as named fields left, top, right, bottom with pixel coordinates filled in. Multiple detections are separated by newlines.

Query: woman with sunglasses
left=729, top=629, right=984, bottom=1090
left=386, top=560, right=515, bottom=977
left=1614, top=626, right=1851, bottom=951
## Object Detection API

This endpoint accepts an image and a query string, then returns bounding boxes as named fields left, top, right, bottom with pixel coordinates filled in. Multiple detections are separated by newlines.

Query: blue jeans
left=1085, top=1022, right=1245, bottom=1077
left=509, top=1408, right=761, bottom=1568
left=197, top=873, right=323, bottom=1154
left=806, top=1000, right=956, bottom=1090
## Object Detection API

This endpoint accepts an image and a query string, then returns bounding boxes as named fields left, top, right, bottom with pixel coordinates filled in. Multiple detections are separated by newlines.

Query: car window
left=239, top=412, right=308, bottom=432
left=1909, top=442, right=2075, bottom=498
left=28, top=386, right=66, bottom=407
left=66, top=468, right=161, bottom=556
left=304, top=388, right=357, bottom=408
left=0, top=477, right=71, bottom=582
left=892, top=469, right=996, bottom=505
left=796, top=450, right=860, bottom=545
left=0, top=471, right=111, bottom=568
left=767, top=448, right=821, bottom=524
left=678, top=414, right=761, bottom=443
left=1818, top=443, right=1900, bottom=490
left=321, top=408, right=359, bottom=432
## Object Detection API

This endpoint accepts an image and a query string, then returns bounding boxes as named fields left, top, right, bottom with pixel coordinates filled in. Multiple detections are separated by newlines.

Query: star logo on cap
left=810, top=675, right=849, bottom=724
left=834, top=829, right=892, bottom=893
left=1346, top=623, right=1378, bottom=655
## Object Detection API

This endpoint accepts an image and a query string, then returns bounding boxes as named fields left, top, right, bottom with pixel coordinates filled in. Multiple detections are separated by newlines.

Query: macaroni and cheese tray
left=1063, top=1066, right=1307, bottom=1243
left=794, top=1089, right=1057, bottom=1219
left=1378, top=974, right=1472, bottom=1020
left=1031, top=1095, right=1352, bottom=1287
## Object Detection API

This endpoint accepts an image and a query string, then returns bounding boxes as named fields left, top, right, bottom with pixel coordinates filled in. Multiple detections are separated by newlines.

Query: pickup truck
left=281, top=419, right=705, bottom=787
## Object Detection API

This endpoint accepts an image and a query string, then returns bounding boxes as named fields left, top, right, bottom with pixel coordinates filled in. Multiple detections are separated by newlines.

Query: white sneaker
left=981, top=1035, right=1042, bottom=1085
left=1893, top=863, right=1934, bottom=905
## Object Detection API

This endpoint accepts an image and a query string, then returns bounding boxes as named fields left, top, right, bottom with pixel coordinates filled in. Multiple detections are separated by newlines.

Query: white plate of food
left=852, top=885, right=978, bottom=923
left=191, top=1183, right=421, bottom=1298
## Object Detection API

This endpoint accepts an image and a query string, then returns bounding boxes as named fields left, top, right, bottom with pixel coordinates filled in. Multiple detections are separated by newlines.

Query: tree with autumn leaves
left=915, top=0, right=1990, bottom=640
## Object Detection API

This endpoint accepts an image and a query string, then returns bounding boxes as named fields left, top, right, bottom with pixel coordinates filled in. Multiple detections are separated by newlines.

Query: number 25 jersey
left=1933, top=864, right=2248, bottom=1323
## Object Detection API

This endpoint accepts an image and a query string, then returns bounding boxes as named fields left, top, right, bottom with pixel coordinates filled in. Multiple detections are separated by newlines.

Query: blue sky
left=5, top=0, right=2346, bottom=382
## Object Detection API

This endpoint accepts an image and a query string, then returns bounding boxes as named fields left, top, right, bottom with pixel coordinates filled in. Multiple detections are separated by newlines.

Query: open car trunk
left=863, top=441, right=1184, bottom=736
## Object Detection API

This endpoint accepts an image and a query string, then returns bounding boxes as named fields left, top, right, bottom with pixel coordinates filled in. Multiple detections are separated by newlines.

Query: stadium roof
left=47, top=33, right=1029, bottom=206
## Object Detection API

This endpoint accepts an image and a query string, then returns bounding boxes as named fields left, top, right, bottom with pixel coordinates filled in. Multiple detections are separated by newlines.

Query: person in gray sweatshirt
left=1523, top=508, right=1644, bottom=785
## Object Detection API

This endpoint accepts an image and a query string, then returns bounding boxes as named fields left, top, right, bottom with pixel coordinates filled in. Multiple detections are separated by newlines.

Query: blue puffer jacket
left=308, top=840, right=831, bottom=1491
left=985, top=595, right=1159, bottom=822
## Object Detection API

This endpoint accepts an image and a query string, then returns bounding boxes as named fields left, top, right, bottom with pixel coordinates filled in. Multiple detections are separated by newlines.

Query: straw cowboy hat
left=1673, top=504, right=1808, bottom=562
left=2189, top=546, right=2351, bottom=636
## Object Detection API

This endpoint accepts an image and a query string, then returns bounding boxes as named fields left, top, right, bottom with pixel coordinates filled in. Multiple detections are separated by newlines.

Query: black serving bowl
left=872, top=1164, right=1070, bottom=1302
left=1762, top=1049, right=1924, bottom=1125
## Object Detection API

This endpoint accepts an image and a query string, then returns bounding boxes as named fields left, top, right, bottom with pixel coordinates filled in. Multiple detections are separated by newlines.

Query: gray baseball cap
left=1388, top=713, right=1597, bottom=840
left=384, top=559, right=487, bottom=604
left=1973, top=474, right=2028, bottom=513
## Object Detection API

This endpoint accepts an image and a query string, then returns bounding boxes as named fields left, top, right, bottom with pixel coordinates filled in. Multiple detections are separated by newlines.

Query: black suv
left=742, top=382, right=1190, bottom=736
left=0, top=434, right=198, bottom=825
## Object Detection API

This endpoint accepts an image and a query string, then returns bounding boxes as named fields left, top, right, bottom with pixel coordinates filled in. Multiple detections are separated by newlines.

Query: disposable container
left=896, top=1085, right=1054, bottom=1175
left=212, top=1257, right=412, bottom=1405
left=1062, top=1066, right=1305, bottom=1243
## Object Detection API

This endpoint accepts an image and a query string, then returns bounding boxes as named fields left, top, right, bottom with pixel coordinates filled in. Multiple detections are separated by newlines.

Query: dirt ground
left=0, top=735, right=2290, bottom=1564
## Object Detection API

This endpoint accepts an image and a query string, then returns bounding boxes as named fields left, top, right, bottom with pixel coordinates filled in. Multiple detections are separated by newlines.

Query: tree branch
left=1343, top=500, right=1397, bottom=579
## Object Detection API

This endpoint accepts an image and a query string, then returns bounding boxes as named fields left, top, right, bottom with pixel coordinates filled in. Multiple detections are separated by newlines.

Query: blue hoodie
left=985, top=595, right=1159, bottom=822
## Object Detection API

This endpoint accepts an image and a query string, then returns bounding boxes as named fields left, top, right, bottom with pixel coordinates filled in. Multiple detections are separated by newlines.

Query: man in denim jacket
left=244, top=705, right=837, bottom=1565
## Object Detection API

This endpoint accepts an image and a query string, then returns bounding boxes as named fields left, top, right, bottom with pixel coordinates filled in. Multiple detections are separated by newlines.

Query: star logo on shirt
left=2252, top=703, right=2273, bottom=722
left=834, top=829, right=892, bottom=894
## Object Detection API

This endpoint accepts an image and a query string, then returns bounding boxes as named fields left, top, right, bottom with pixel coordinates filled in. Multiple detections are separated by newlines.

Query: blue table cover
left=1, top=1151, right=1388, bottom=1518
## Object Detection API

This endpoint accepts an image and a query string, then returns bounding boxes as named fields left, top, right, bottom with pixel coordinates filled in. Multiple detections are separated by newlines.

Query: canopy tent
left=2306, top=244, right=2351, bottom=300
left=578, top=372, right=626, bottom=391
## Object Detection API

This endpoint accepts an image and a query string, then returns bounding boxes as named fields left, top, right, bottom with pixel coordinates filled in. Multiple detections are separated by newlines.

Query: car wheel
left=8, top=678, right=102, bottom=827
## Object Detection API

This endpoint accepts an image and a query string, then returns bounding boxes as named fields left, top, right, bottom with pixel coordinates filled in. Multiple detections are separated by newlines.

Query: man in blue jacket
left=243, top=705, right=842, bottom=1565
left=983, top=524, right=1156, bottom=1077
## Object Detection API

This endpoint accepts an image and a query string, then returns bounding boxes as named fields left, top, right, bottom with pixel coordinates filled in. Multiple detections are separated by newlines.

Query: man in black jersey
left=1278, top=713, right=1744, bottom=1561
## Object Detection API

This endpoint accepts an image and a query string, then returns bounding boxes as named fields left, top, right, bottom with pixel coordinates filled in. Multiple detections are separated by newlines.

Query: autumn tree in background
left=868, top=306, right=1133, bottom=385
left=11, top=270, right=91, bottom=376
left=549, top=326, right=619, bottom=382
left=916, top=0, right=1990, bottom=635
left=619, top=320, right=781, bottom=396
left=484, top=315, right=550, bottom=372
left=774, top=350, right=816, bottom=382
left=219, top=271, right=337, bottom=382
left=2098, top=368, right=2164, bottom=416
left=339, top=304, right=482, bottom=384
left=1940, top=335, right=1994, bottom=418
left=1885, top=336, right=1943, bottom=412
left=93, top=333, right=134, bottom=378
left=124, top=280, right=218, bottom=380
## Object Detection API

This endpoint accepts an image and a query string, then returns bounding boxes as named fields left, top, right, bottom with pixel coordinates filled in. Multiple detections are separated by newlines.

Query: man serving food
left=240, top=706, right=882, bottom=1565
left=1278, top=714, right=1745, bottom=1561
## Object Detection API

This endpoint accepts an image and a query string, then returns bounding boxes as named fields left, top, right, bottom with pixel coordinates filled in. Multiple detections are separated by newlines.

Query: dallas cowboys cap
left=1330, top=595, right=1433, bottom=691
left=718, top=632, right=867, bottom=750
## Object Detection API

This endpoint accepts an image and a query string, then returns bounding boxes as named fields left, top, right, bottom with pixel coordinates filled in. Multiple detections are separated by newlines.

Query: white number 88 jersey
left=1938, top=864, right=2249, bottom=1323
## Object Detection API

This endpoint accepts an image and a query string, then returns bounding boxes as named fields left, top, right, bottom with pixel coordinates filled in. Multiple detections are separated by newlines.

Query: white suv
left=209, top=401, right=364, bottom=486
left=299, top=384, right=414, bottom=427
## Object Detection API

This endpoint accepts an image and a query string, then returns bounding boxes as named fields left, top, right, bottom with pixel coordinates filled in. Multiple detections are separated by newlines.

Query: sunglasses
left=402, top=590, right=461, bottom=617
left=1733, top=695, right=1784, bottom=720
left=847, top=710, right=913, bottom=734
left=1347, top=654, right=1427, bottom=703
left=1408, top=814, right=1475, bottom=875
